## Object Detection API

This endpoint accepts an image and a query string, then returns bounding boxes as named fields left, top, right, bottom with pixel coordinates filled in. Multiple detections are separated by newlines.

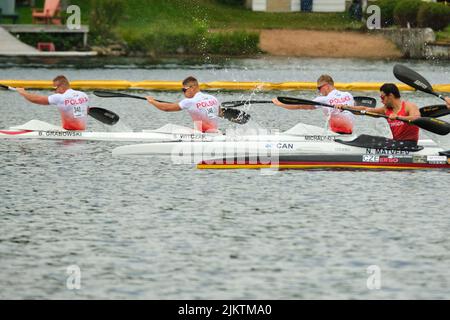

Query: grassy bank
left=436, top=25, right=450, bottom=42
left=15, top=0, right=362, bottom=56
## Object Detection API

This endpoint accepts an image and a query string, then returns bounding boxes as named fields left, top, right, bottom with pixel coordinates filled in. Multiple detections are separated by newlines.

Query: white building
left=245, top=0, right=348, bottom=12
left=244, top=0, right=444, bottom=13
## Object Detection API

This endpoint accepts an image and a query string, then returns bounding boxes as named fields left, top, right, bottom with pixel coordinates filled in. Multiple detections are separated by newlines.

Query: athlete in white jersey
left=273, top=75, right=355, bottom=134
left=16, top=75, right=89, bottom=130
left=146, top=76, right=221, bottom=133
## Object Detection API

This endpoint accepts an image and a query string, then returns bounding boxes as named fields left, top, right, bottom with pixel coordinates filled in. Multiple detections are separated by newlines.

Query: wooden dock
left=0, top=25, right=97, bottom=57
left=1, top=24, right=90, bottom=47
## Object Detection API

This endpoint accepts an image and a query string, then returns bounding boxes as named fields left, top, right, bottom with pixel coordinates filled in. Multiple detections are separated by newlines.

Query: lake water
left=0, top=57, right=449, bottom=299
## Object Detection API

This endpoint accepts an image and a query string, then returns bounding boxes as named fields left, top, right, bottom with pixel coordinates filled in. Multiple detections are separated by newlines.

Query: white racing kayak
left=111, top=123, right=449, bottom=169
left=2, top=120, right=448, bottom=169
left=0, top=120, right=221, bottom=142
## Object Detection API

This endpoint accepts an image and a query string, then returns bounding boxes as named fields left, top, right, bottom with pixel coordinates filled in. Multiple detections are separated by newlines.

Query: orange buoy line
left=0, top=80, right=449, bottom=92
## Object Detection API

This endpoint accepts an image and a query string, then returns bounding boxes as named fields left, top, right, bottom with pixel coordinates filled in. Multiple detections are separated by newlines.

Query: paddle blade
left=221, top=101, right=246, bottom=108
left=277, top=96, right=329, bottom=107
left=88, top=107, right=120, bottom=125
left=0, top=84, right=15, bottom=91
left=420, top=105, right=450, bottom=118
left=393, top=64, right=435, bottom=95
left=354, top=96, right=377, bottom=108
left=93, top=90, right=147, bottom=100
left=221, top=100, right=272, bottom=108
left=412, top=117, right=450, bottom=136
left=222, top=108, right=251, bottom=124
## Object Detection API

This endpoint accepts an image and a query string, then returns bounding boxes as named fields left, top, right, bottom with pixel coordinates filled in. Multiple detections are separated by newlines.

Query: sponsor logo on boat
left=362, top=155, right=380, bottom=162
left=412, top=155, right=427, bottom=164
left=426, top=155, right=448, bottom=164
left=379, top=156, right=400, bottom=163
left=305, top=135, right=336, bottom=141
left=363, top=155, right=400, bottom=163
left=38, top=131, right=83, bottom=137
left=366, top=148, right=410, bottom=155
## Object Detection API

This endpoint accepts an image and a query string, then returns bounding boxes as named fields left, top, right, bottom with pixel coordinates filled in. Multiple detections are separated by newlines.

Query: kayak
left=3, top=120, right=448, bottom=170
left=0, top=120, right=221, bottom=142
left=111, top=123, right=450, bottom=170
left=197, top=154, right=450, bottom=170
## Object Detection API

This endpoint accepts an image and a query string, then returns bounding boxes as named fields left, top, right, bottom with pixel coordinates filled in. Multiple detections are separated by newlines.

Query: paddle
left=420, top=104, right=450, bottom=118
left=393, top=64, right=446, bottom=101
left=354, top=96, right=377, bottom=108
left=222, top=96, right=377, bottom=108
left=277, top=96, right=450, bottom=136
left=221, top=100, right=272, bottom=108
left=93, top=90, right=251, bottom=125
left=0, top=84, right=15, bottom=91
left=1, top=84, right=119, bottom=126
left=93, top=90, right=148, bottom=101
left=88, top=107, right=120, bottom=126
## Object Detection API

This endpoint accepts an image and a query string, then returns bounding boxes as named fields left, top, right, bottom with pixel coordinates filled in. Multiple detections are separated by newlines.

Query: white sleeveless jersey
left=48, top=89, right=89, bottom=130
left=179, top=92, right=220, bottom=132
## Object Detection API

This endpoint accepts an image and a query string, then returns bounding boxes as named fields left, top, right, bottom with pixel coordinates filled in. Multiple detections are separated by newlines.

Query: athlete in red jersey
left=336, top=83, right=421, bottom=143
left=385, top=101, right=419, bottom=141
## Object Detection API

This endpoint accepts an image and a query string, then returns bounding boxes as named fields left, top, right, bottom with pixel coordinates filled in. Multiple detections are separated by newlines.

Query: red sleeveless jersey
left=385, top=101, right=419, bottom=142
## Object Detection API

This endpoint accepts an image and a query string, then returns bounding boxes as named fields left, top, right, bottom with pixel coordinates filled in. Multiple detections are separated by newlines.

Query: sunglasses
left=182, top=86, right=193, bottom=93
left=317, top=83, right=327, bottom=91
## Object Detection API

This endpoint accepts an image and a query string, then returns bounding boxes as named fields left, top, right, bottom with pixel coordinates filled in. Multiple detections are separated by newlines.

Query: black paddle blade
left=354, top=96, right=377, bottom=108
left=393, top=64, right=435, bottom=95
left=221, top=101, right=246, bottom=108
left=0, top=84, right=15, bottom=91
left=420, top=105, right=450, bottom=118
left=412, top=117, right=450, bottom=136
left=88, top=107, right=120, bottom=125
left=222, top=108, right=251, bottom=124
left=277, top=96, right=329, bottom=107
left=93, top=90, right=147, bottom=100
left=221, top=100, right=272, bottom=108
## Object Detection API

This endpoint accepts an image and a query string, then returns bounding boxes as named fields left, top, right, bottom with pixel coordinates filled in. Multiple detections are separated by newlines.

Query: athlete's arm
left=16, top=88, right=50, bottom=105
left=272, top=98, right=316, bottom=110
left=445, top=97, right=450, bottom=109
left=146, top=97, right=181, bottom=112
left=335, top=105, right=385, bottom=115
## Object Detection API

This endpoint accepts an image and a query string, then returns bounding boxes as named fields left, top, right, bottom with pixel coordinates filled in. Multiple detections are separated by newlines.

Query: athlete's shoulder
left=198, top=91, right=216, bottom=98
left=404, top=100, right=418, bottom=108
left=70, top=89, right=88, bottom=96
left=403, top=101, right=419, bottom=114
left=334, top=89, right=353, bottom=97
left=48, top=92, right=63, bottom=105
